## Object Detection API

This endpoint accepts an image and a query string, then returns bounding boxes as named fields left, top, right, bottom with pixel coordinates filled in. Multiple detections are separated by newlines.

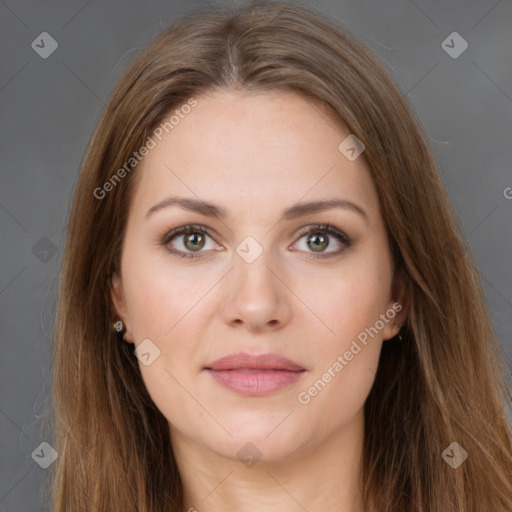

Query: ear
left=110, top=271, right=134, bottom=344
left=382, top=268, right=409, bottom=341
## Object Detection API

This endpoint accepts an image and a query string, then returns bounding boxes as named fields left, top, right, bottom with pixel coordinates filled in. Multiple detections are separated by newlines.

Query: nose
left=219, top=248, right=292, bottom=332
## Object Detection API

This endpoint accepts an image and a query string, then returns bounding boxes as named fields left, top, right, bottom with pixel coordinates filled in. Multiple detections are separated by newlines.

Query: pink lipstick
left=204, top=352, right=306, bottom=396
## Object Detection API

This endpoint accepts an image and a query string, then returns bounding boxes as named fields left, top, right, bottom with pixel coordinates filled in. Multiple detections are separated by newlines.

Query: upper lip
left=205, top=352, right=305, bottom=371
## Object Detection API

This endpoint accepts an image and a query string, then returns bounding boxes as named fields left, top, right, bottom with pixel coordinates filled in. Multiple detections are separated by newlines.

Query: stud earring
left=394, top=323, right=405, bottom=341
left=113, top=320, right=125, bottom=342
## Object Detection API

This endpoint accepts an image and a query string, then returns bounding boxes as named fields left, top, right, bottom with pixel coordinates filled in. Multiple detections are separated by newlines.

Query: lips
left=205, top=352, right=305, bottom=371
left=204, top=352, right=306, bottom=396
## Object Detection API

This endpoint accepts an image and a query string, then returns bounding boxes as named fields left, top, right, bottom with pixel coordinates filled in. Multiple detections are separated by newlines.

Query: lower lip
left=206, top=369, right=305, bottom=395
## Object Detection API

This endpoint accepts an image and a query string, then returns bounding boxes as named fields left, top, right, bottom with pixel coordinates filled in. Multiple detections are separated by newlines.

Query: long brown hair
left=46, top=1, right=512, bottom=510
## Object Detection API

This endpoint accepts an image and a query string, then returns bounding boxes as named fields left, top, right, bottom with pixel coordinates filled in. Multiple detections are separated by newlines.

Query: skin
left=111, top=89, right=407, bottom=512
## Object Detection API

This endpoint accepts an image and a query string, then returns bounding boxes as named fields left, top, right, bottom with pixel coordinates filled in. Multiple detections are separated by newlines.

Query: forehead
left=129, top=89, right=380, bottom=223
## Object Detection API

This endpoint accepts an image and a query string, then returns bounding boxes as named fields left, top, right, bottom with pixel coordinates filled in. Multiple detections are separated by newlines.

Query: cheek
left=296, top=258, right=391, bottom=350
left=123, top=260, right=207, bottom=428
left=122, top=252, right=209, bottom=340
left=292, top=258, right=389, bottom=407
left=292, top=279, right=385, bottom=431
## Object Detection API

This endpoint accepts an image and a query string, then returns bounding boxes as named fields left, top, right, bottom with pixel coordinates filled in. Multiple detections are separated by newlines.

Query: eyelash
left=160, top=223, right=352, bottom=260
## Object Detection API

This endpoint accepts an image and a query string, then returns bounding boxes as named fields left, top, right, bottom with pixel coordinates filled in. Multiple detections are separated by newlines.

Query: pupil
left=309, top=233, right=327, bottom=251
left=186, top=232, right=204, bottom=251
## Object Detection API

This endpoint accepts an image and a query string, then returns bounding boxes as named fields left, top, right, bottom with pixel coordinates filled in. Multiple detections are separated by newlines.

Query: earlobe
left=382, top=309, right=406, bottom=341
left=110, top=272, right=133, bottom=343
left=383, top=272, right=409, bottom=341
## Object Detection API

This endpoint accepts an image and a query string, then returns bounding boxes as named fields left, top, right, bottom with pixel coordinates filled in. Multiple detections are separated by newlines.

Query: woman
left=49, top=1, right=512, bottom=510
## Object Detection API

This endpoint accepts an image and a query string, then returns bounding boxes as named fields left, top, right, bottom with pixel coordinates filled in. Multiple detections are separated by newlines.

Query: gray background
left=1, top=0, right=511, bottom=510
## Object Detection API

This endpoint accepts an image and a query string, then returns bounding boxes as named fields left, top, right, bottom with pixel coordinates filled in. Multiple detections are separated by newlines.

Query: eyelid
left=161, top=224, right=214, bottom=244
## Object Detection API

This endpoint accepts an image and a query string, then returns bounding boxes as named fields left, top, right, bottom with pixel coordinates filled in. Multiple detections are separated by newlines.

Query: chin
left=204, top=419, right=308, bottom=464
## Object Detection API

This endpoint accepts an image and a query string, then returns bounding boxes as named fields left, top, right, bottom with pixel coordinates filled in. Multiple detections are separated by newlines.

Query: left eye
left=291, top=223, right=352, bottom=259
left=161, top=223, right=352, bottom=260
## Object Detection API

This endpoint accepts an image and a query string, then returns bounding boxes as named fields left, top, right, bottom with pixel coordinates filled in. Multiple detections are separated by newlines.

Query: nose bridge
left=219, top=233, right=290, bottom=329
left=233, top=233, right=280, bottom=295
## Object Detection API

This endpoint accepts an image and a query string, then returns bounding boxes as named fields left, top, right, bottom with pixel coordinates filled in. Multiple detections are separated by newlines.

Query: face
left=111, top=89, right=405, bottom=463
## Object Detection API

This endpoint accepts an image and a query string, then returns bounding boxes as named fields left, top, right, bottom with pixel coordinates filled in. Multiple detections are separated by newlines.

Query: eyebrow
left=145, top=196, right=368, bottom=223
